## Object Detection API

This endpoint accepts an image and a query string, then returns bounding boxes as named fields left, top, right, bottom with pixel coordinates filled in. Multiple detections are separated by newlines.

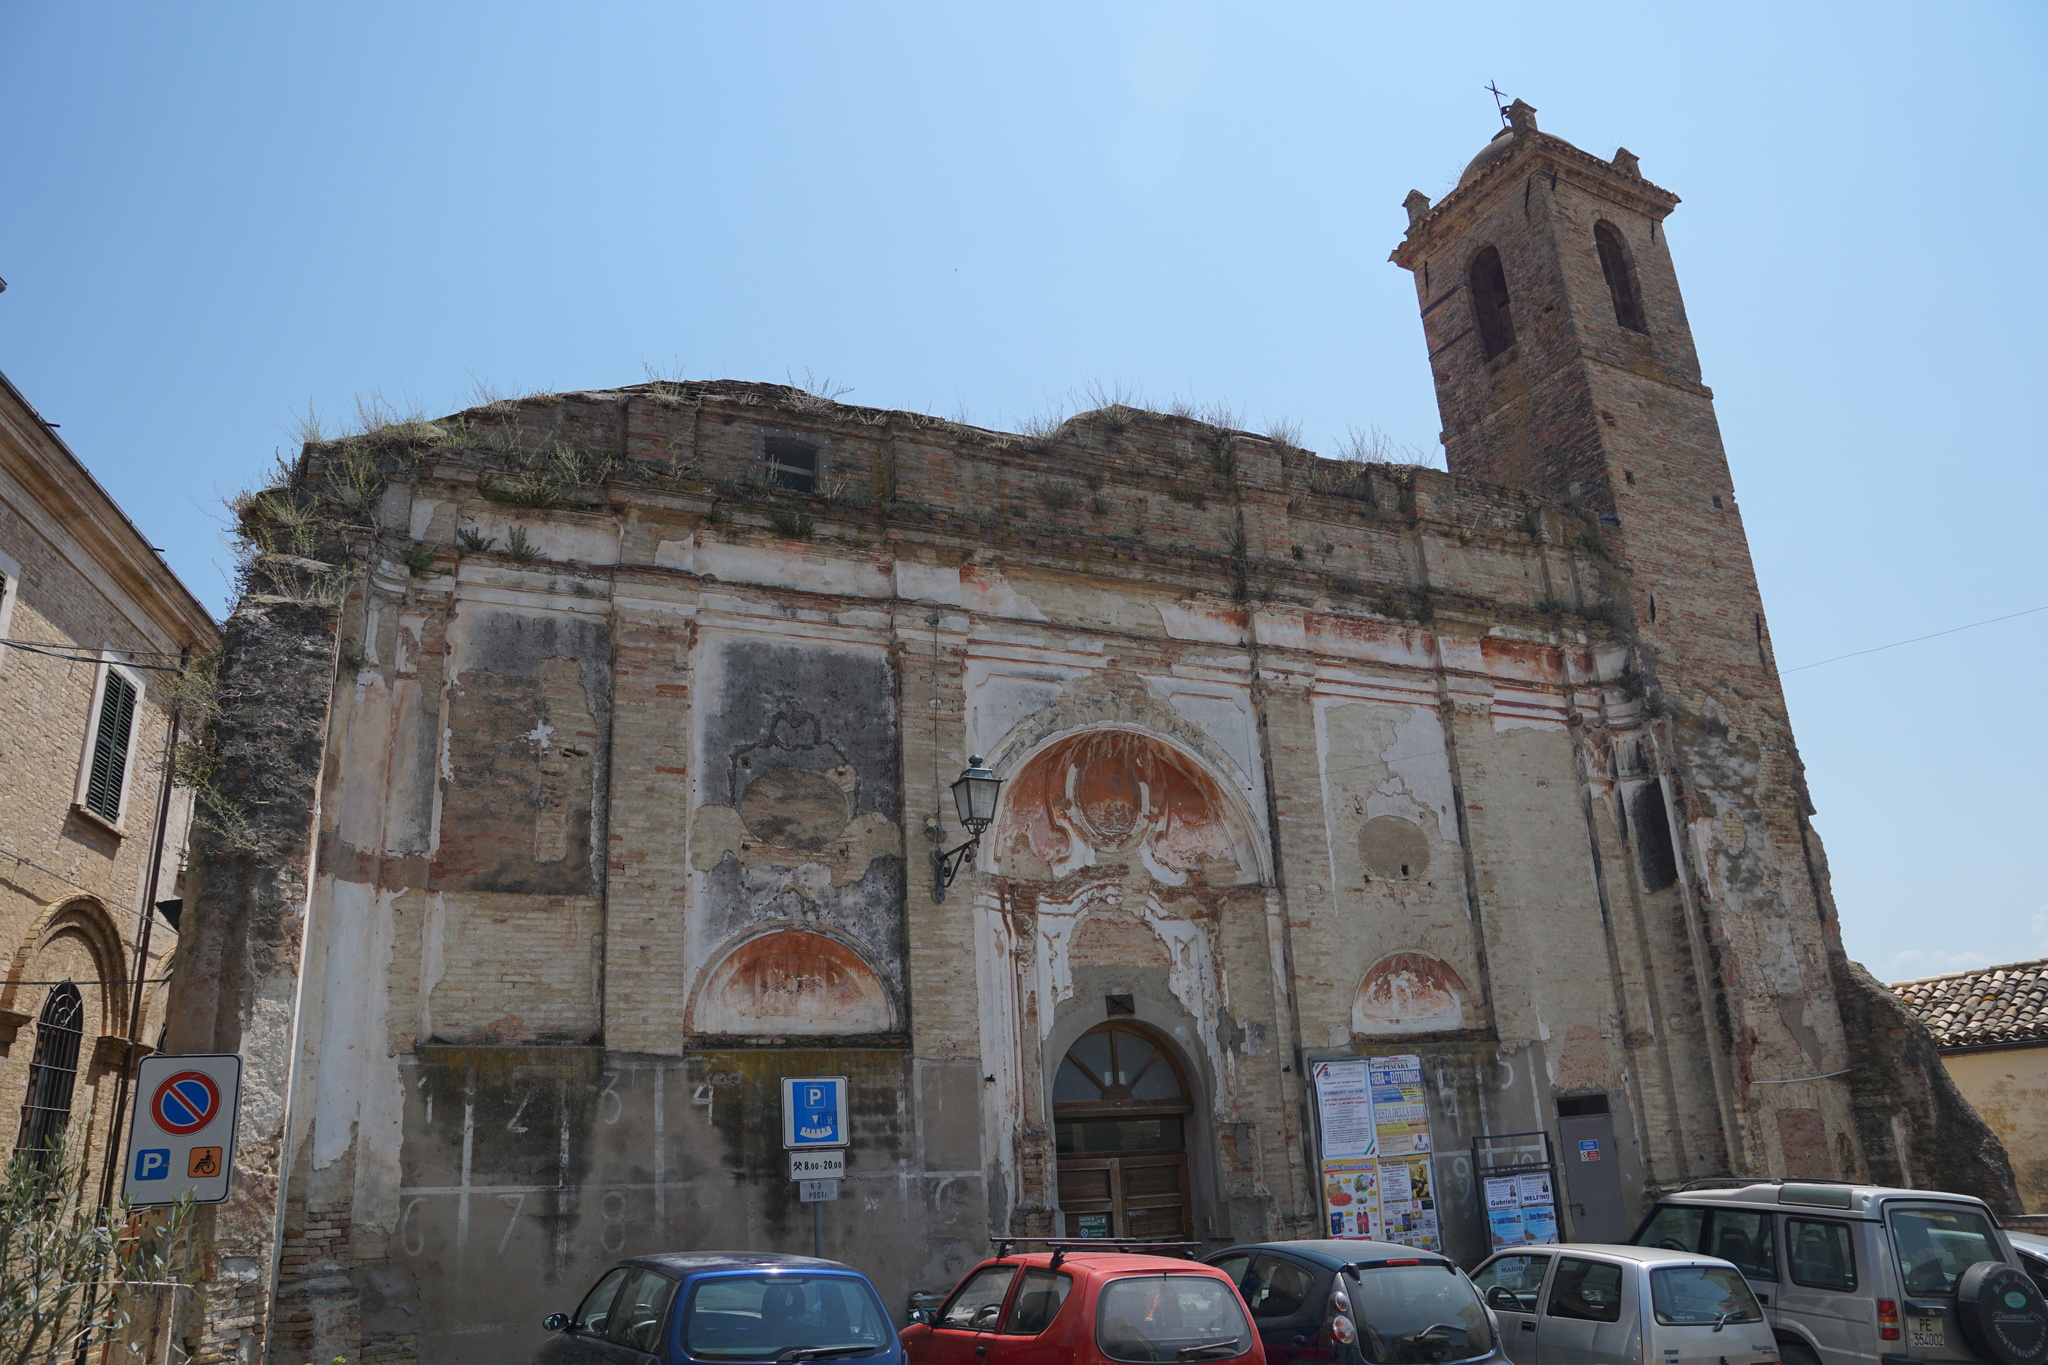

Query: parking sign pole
left=783, top=1076, right=847, bottom=1260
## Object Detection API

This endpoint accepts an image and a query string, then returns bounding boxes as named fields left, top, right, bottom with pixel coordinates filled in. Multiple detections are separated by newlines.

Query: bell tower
left=1392, top=101, right=1862, bottom=1180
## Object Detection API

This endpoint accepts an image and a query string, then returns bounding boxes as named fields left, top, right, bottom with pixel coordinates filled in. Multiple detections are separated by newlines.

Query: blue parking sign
left=782, top=1076, right=849, bottom=1149
left=134, top=1148, right=171, bottom=1181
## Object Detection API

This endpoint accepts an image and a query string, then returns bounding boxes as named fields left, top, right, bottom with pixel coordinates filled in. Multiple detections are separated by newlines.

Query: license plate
left=1908, top=1316, right=1945, bottom=1350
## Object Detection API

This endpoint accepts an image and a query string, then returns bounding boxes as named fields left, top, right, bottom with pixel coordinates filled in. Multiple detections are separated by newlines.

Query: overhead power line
left=1785, top=603, right=2048, bottom=674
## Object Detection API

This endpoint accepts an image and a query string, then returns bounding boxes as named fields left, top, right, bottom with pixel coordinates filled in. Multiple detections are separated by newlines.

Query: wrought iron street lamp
left=932, top=756, right=1002, bottom=902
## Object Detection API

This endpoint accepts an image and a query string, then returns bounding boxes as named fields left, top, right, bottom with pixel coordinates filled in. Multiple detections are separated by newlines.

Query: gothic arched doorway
left=1053, top=1022, right=1192, bottom=1240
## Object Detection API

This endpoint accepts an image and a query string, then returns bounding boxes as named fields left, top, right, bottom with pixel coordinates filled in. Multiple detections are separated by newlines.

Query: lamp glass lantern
left=950, top=756, right=1002, bottom=836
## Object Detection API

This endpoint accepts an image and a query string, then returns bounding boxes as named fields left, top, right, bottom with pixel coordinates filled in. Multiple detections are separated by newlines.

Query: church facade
left=165, top=107, right=2005, bottom=1365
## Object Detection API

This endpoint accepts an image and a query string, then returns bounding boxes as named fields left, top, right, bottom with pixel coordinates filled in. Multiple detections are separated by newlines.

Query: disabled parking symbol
left=134, top=1149, right=170, bottom=1181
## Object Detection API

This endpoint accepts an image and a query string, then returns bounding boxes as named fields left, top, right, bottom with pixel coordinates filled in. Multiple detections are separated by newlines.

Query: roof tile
left=1891, top=958, right=2048, bottom=1048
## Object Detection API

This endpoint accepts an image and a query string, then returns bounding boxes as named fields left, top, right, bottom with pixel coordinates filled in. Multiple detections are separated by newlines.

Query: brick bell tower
left=1391, top=101, right=1866, bottom=1181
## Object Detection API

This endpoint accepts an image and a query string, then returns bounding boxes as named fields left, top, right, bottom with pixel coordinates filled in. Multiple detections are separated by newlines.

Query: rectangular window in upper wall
left=764, top=436, right=820, bottom=493
left=79, top=661, right=142, bottom=827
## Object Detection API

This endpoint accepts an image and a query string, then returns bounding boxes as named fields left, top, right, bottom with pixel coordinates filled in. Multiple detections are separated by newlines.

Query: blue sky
left=3, top=2, right=2042, bottom=980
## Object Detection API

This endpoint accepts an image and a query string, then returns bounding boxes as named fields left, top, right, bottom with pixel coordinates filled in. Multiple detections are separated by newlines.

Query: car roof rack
left=987, top=1236, right=1203, bottom=1267
left=1670, top=1176, right=1857, bottom=1193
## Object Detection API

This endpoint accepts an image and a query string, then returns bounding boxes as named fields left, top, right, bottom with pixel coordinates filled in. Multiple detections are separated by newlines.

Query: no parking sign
left=122, top=1053, right=240, bottom=1206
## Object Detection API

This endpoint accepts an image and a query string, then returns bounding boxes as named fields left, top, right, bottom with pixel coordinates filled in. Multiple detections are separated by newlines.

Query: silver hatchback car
left=1471, top=1244, right=1776, bottom=1365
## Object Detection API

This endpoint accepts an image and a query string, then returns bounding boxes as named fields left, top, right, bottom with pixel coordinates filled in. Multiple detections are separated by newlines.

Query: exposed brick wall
left=0, top=377, right=214, bottom=1203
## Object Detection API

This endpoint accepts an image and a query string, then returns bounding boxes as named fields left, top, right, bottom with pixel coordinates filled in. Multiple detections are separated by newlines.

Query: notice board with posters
left=1312, top=1053, right=1439, bottom=1251
left=1472, top=1131, right=1562, bottom=1250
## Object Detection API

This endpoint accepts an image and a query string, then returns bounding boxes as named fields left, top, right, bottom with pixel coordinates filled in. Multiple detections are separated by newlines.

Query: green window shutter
left=84, top=670, right=137, bottom=822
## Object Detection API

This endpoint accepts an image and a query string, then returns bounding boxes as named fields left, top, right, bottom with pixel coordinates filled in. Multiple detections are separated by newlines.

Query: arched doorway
left=1053, top=1022, right=1192, bottom=1240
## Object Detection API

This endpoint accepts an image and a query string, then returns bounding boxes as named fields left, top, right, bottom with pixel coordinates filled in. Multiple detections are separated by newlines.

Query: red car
left=902, top=1249, right=1264, bottom=1365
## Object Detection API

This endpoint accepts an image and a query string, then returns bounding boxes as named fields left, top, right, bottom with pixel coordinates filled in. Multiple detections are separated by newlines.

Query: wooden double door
left=1057, top=1147, right=1191, bottom=1240
left=1053, top=1023, right=1194, bottom=1241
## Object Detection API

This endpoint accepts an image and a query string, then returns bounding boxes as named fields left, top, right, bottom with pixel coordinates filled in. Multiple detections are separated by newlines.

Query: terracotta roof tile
left=1891, top=958, right=2048, bottom=1048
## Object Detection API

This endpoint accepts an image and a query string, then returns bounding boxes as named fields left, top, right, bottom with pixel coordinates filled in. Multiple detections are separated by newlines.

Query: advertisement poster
left=1485, top=1176, right=1527, bottom=1248
left=1517, top=1172, right=1559, bottom=1244
left=1368, top=1055, right=1431, bottom=1154
left=1313, top=1060, right=1378, bottom=1159
left=1483, top=1172, right=1559, bottom=1248
left=1376, top=1155, right=1439, bottom=1251
left=1322, top=1158, right=1380, bottom=1239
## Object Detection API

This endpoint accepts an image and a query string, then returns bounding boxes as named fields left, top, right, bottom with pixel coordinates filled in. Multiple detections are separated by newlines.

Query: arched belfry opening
left=1053, top=1021, right=1193, bottom=1240
left=1594, top=222, right=1648, bottom=333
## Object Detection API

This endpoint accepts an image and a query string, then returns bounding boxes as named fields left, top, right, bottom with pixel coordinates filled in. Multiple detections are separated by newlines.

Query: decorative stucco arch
left=685, top=921, right=901, bottom=1038
left=983, top=722, right=1271, bottom=886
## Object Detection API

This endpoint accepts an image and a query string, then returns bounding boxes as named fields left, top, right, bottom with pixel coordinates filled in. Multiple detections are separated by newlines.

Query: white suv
left=1628, top=1181, right=2048, bottom=1365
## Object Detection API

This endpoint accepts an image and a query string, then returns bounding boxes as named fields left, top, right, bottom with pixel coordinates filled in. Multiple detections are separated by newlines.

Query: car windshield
left=1888, top=1205, right=2003, bottom=1297
left=1096, top=1274, right=1252, bottom=1363
left=1347, top=1265, right=1495, bottom=1364
left=1650, top=1266, right=1763, bottom=1325
left=684, top=1273, right=893, bottom=1361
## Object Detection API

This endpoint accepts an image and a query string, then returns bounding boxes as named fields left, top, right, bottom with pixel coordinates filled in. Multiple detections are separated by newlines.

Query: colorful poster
left=1313, top=1060, right=1378, bottom=1159
left=1517, top=1172, right=1559, bottom=1245
left=1376, top=1155, right=1439, bottom=1252
left=1322, top=1158, right=1380, bottom=1239
left=1368, top=1055, right=1431, bottom=1154
left=1485, top=1175, right=1529, bottom=1248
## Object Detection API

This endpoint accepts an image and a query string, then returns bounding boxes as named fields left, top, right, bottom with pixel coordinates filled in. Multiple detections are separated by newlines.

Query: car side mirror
left=544, top=1313, right=571, bottom=1332
left=908, top=1310, right=933, bottom=1326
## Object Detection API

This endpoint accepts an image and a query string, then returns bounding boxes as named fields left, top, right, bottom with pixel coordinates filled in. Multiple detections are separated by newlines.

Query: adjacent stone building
left=166, top=105, right=2015, bottom=1364
left=0, top=367, right=216, bottom=1191
left=1893, top=960, right=2048, bottom=1217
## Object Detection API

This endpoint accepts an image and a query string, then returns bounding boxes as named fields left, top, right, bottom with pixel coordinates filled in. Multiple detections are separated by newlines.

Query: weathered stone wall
left=163, top=592, right=339, bottom=1364
left=164, top=114, right=1985, bottom=1365
left=170, top=366, right=1799, bottom=1365
left=1830, top=956, right=2021, bottom=1215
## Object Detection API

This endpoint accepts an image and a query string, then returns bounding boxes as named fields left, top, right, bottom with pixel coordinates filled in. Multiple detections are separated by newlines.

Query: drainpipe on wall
left=96, top=650, right=186, bottom=1210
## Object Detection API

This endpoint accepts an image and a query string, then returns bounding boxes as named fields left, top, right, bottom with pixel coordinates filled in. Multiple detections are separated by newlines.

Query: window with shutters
left=80, top=664, right=140, bottom=826
left=15, top=983, right=85, bottom=1168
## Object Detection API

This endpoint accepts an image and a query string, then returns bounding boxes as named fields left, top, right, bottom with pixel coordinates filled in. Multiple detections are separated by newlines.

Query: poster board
left=1311, top=1059, right=1377, bottom=1159
left=1370, top=1055, right=1431, bottom=1155
left=1472, top=1132, right=1562, bottom=1250
left=1321, top=1157, right=1380, bottom=1239
left=1309, top=1053, right=1437, bottom=1250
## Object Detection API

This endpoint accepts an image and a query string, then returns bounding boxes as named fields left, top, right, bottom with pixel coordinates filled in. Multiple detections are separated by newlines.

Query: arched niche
left=689, top=928, right=894, bottom=1036
left=1352, top=951, right=1474, bottom=1036
left=992, top=727, right=1263, bottom=886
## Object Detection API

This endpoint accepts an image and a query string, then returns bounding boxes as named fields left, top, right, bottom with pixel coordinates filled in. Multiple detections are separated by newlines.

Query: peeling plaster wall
left=183, top=365, right=1914, bottom=1364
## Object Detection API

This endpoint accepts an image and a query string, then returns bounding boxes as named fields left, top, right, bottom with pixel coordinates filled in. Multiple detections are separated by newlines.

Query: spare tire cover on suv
left=1956, top=1260, right=2048, bottom=1365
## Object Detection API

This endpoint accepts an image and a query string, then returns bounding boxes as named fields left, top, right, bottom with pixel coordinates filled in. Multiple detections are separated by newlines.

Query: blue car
left=537, top=1252, right=903, bottom=1365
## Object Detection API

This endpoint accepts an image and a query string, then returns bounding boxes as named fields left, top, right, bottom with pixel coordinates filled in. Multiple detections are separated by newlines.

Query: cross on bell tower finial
left=1484, top=81, right=1510, bottom=125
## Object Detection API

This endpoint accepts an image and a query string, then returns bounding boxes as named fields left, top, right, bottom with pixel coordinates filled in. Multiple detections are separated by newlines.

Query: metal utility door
left=1557, top=1113, right=1629, bottom=1242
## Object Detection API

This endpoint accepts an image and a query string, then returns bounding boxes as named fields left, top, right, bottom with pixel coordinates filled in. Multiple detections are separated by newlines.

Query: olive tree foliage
left=0, top=1154, right=199, bottom=1365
